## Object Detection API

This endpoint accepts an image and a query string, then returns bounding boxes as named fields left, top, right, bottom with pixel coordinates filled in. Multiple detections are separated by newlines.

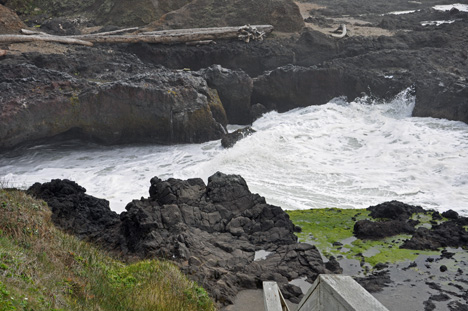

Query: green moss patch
left=287, top=208, right=439, bottom=267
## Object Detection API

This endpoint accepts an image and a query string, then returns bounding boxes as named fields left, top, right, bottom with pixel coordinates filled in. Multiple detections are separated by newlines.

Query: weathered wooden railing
left=263, top=275, right=389, bottom=311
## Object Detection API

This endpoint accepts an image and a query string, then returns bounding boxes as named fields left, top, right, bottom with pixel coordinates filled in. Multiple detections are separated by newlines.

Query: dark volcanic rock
left=354, top=270, right=391, bottom=293
left=401, top=219, right=468, bottom=250
left=354, top=219, right=416, bottom=239
left=252, top=64, right=406, bottom=113
left=26, top=179, right=120, bottom=248
left=221, top=127, right=256, bottom=148
left=0, top=60, right=227, bottom=150
left=367, top=201, right=426, bottom=220
left=202, top=65, right=254, bottom=125
left=27, top=172, right=329, bottom=305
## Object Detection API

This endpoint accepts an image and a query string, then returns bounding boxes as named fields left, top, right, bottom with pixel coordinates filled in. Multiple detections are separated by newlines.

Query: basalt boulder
left=27, top=172, right=331, bottom=305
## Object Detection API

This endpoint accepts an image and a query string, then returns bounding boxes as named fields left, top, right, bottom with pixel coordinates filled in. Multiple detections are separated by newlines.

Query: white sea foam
left=1, top=88, right=468, bottom=215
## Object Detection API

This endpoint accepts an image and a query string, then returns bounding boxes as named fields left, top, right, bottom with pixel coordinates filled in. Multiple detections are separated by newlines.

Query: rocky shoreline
left=26, top=175, right=468, bottom=310
left=1, top=0, right=468, bottom=309
left=26, top=172, right=339, bottom=305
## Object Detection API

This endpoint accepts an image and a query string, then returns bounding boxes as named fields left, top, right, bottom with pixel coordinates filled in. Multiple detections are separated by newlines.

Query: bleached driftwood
left=140, top=25, right=273, bottom=36
left=331, top=24, right=347, bottom=38
left=1, top=25, right=273, bottom=46
left=186, top=40, right=216, bottom=46
left=21, top=29, right=52, bottom=36
left=0, top=34, right=94, bottom=46
left=73, top=27, right=140, bottom=37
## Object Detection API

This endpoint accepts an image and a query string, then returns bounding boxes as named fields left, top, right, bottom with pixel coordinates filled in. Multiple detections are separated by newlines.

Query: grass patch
left=0, top=188, right=215, bottom=311
left=287, top=208, right=439, bottom=267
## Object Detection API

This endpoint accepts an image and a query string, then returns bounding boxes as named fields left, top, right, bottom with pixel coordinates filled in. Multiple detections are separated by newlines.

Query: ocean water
left=1, top=88, right=468, bottom=215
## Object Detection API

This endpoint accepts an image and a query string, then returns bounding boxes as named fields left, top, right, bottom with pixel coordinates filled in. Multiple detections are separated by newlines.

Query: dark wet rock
left=430, top=293, right=450, bottom=301
left=201, top=65, right=253, bottom=125
left=402, top=261, right=417, bottom=271
left=374, top=263, right=388, bottom=270
left=252, top=64, right=406, bottom=113
left=449, top=301, right=468, bottom=311
left=401, top=220, right=468, bottom=250
left=441, top=250, right=455, bottom=259
left=367, top=201, right=426, bottom=220
left=26, top=179, right=121, bottom=247
left=250, top=103, right=268, bottom=121
left=439, top=265, right=448, bottom=272
left=354, top=270, right=391, bottom=293
left=354, top=219, right=415, bottom=239
left=424, top=300, right=436, bottom=311
left=221, top=127, right=256, bottom=148
left=27, top=172, right=329, bottom=305
left=0, top=61, right=227, bottom=150
left=280, top=283, right=303, bottom=303
left=325, top=256, right=343, bottom=274
left=442, top=209, right=459, bottom=220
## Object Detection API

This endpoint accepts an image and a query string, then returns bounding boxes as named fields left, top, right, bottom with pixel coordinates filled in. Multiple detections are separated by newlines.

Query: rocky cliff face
left=27, top=172, right=333, bottom=305
left=0, top=51, right=227, bottom=150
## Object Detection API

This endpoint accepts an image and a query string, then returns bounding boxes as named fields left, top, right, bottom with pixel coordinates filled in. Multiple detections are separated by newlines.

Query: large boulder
left=28, top=172, right=331, bottom=305
left=0, top=62, right=227, bottom=150
left=147, top=0, right=304, bottom=32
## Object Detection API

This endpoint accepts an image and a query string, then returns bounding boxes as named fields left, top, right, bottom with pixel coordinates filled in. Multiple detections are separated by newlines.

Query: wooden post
left=263, top=281, right=290, bottom=311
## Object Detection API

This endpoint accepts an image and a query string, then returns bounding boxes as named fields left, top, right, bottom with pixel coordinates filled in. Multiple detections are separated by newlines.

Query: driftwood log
left=0, top=25, right=273, bottom=46
left=331, top=24, right=347, bottom=38
left=0, top=34, right=94, bottom=46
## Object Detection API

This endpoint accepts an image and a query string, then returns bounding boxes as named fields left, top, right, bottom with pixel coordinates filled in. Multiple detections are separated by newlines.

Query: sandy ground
left=294, top=0, right=394, bottom=37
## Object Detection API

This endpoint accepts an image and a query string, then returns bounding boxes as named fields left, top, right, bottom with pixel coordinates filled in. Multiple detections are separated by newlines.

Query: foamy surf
left=1, top=88, right=467, bottom=215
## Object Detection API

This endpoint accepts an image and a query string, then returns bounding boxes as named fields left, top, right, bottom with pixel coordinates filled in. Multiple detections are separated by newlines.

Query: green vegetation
left=0, top=188, right=215, bottom=311
left=287, top=208, right=439, bottom=267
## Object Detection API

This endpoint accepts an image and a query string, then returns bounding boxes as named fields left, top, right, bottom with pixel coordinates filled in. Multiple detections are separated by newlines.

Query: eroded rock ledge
left=27, top=172, right=334, bottom=305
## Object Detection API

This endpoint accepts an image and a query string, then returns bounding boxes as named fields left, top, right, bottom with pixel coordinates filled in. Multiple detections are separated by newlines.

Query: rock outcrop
left=201, top=65, right=253, bottom=125
left=27, top=172, right=330, bottom=305
left=352, top=201, right=468, bottom=251
left=147, top=0, right=304, bottom=32
left=0, top=57, right=227, bottom=150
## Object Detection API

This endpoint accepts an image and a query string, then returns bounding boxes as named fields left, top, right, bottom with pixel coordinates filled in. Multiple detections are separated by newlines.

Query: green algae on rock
left=287, top=208, right=439, bottom=267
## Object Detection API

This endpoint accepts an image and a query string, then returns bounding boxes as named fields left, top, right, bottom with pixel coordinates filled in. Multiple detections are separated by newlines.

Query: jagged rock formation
left=27, top=172, right=331, bottom=305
